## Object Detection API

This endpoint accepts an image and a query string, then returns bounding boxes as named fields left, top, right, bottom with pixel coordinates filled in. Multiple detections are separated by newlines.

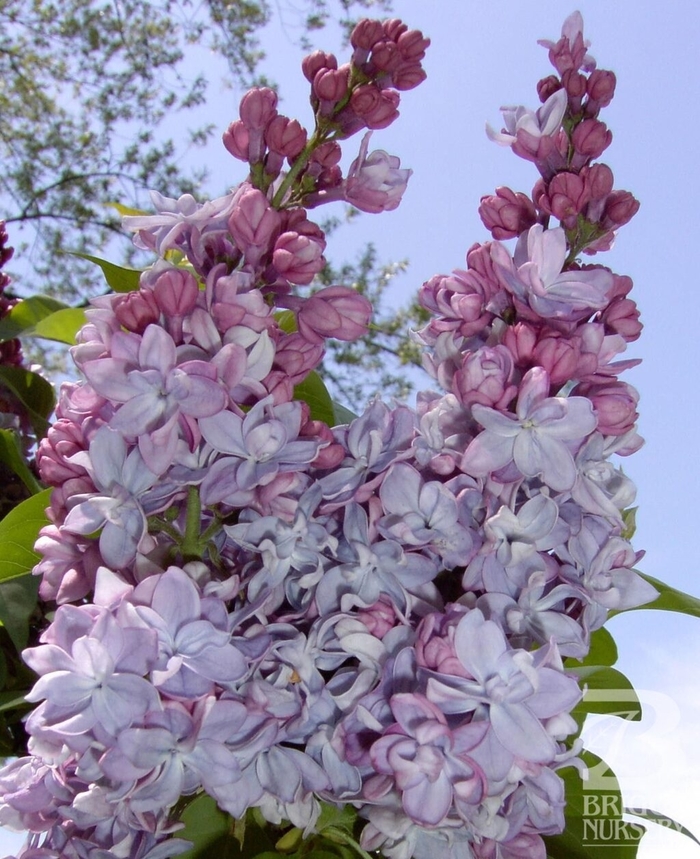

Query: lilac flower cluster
left=0, top=13, right=655, bottom=859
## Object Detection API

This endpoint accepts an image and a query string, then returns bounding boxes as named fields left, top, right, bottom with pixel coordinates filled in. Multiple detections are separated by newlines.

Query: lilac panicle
left=4, top=11, right=655, bottom=859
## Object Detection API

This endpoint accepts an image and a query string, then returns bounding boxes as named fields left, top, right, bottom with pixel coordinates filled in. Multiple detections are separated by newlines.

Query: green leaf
left=568, top=627, right=618, bottom=669
left=177, top=794, right=233, bottom=858
left=0, top=429, right=43, bottom=494
left=0, top=690, right=31, bottom=713
left=109, top=202, right=148, bottom=217
left=28, top=307, right=87, bottom=344
left=0, top=296, right=68, bottom=342
left=0, top=575, right=39, bottom=649
left=332, top=400, right=358, bottom=426
left=628, top=571, right=700, bottom=618
left=624, top=808, right=700, bottom=846
left=0, top=488, right=52, bottom=583
left=276, top=310, right=297, bottom=333
left=0, top=366, right=56, bottom=437
left=544, top=751, right=645, bottom=859
left=294, top=371, right=335, bottom=426
left=67, top=251, right=141, bottom=293
left=621, top=506, right=638, bottom=541
left=569, top=665, right=642, bottom=721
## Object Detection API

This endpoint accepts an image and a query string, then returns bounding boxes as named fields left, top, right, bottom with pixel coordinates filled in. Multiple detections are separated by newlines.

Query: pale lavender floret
left=225, top=484, right=337, bottom=603
left=127, top=566, right=248, bottom=699
left=491, top=226, right=613, bottom=321
left=23, top=610, right=160, bottom=739
left=378, top=462, right=477, bottom=569
left=343, top=132, right=412, bottom=214
left=62, top=427, right=158, bottom=569
left=315, top=501, right=439, bottom=615
left=199, top=397, right=322, bottom=506
left=81, top=324, right=227, bottom=474
left=478, top=571, right=589, bottom=658
left=319, top=399, right=415, bottom=505
left=461, top=367, right=597, bottom=491
left=424, top=609, right=581, bottom=763
left=571, top=432, right=637, bottom=520
left=364, top=693, right=488, bottom=827
left=122, top=189, right=240, bottom=256
left=483, top=494, right=562, bottom=570
left=486, top=89, right=568, bottom=147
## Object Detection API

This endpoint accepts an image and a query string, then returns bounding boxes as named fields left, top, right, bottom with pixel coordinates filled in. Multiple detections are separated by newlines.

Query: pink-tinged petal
left=82, top=358, right=135, bottom=402
left=515, top=367, right=549, bottom=419
left=425, top=676, right=482, bottom=715
left=92, top=675, right=157, bottom=734
left=188, top=645, right=247, bottom=683
left=167, top=371, right=227, bottom=418
left=454, top=610, right=507, bottom=685
left=490, top=701, right=556, bottom=762
left=513, top=431, right=576, bottom=491
left=391, top=693, right=446, bottom=736
left=25, top=670, right=94, bottom=705
left=151, top=567, right=201, bottom=630
left=138, top=415, right=180, bottom=475
left=402, top=770, right=452, bottom=826
left=199, top=411, right=246, bottom=455
left=99, top=523, right=140, bottom=569
left=461, top=432, right=515, bottom=477
left=541, top=397, right=597, bottom=440
left=139, top=324, right=176, bottom=375
left=63, top=496, right=114, bottom=534
left=111, top=391, right=169, bottom=436
left=471, top=404, right=521, bottom=436
left=526, top=667, right=581, bottom=719
left=21, top=644, right=76, bottom=676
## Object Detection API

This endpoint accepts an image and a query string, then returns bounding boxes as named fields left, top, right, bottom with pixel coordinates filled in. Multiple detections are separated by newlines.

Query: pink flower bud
left=350, top=85, right=400, bottom=129
left=228, top=188, right=282, bottom=266
left=602, top=190, right=640, bottom=230
left=356, top=598, right=399, bottom=639
left=265, top=115, right=307, bottom=159
left=562, top=69, right=587, bottom=111
left=313, top=66, right=350, bottom=105
left=297, top=286, right=372, bottom=344
left=274, top=333, right=325, bottom=384
left=273, top=231, right=325, bottom=285
left=542, top=171, right=590, bottom=225
left=537, top=75, right=562, bottom=103
left=299, top=408, right=345, bottom=469
left=310, top=141, right=342, bottom=169
left=239, top=87, right=278, bottom=131
left=452, top=345, right=518, bottom=411
left=302, top=50, right=338, bottom=83
left=502, top=322, right=538, bottom=366
left=533, top=334, right=581, bottom=386
left=600, top=296, right=642, bottom=342
left=584, top=163, right=614, bottom=201
left=572, top=118, right=612, bottom=161
left=586, top=69, right=616, bottom=112
left=575, top=381, right=639, bottom=436
left=351, top=19, right=384, bottom=51
left=397, top=28, right=430, bottom=62
left=37, top=420, right=88, bottom=486
left=371, top=39, right=401, bottom=73
left=113, top=288, right=160, bottom=333
left=391, top=61, right=426, bottom=91
left=152, top=269, right=199, bottom=317
left=478, top=187, right=537, bottom=239
left=383, top=19, right=408, bottom=42
left=222, top=120, right=250, bottom=161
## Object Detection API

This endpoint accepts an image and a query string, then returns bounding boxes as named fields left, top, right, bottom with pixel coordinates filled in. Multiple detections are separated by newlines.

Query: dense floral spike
left=1, top=12, right=656, bottom=859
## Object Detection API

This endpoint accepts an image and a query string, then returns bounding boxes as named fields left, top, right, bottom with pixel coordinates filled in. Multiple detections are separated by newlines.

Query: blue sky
left=2, top=2, right=699, bottom=855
